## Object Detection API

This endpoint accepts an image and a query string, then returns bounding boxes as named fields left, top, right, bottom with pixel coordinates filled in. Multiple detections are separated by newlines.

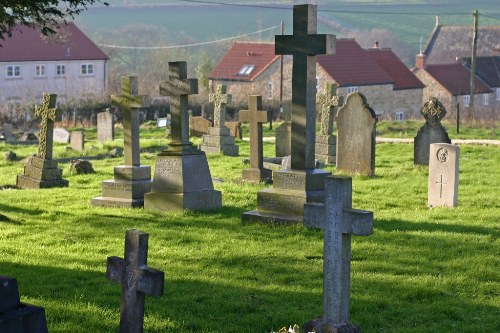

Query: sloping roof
left=463, top=56, right=500, bottom=88
left=209, top=41, right=279, bottom=82
left=0, top=22, right=108, bottom=62
left=424, top=25, right=500, bottom=65
left=425, top=63, right=492, bottom=95
left=366, top=48, right=425, bottom=90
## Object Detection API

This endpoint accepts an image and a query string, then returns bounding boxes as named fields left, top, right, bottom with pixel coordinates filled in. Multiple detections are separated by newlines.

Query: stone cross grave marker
left=239, top=95, right=271, bottom=181
left=275, top=4, right=335, bottom=170
left=107, top=229, right=164, bottom=333
left=34, top=93, right=57, bottom=160
left=97, top=109, right=115, bottom=142
left=428, top=143, right=459, bottom=207
left=304, top=176, right=373, bottom=330
left=112, top=76, right=150, bottom=166
left=316, top=83, right=343, bottom=165
left=209, top=84, right=231, bottom=130
left=159, top=61, right=198, bottom=153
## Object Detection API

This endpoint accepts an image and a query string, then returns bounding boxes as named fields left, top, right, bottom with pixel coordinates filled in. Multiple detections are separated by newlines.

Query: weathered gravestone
left=16, top=94, right=69, bottom=189
left=428, top=143, right=459, bottom=207
left=225, top=121, right=242, bottom=139
left=303, top=176, right=373, bottom=333
left=275, top=100, right=292, bottom=157
left=316, top=83, right=343, bottom=165
left=97, top=109, right=115, bottom=142
left=240, top=95, right=272, bottom=182
left=189, top=115, right=212, bottom=137
left=92, top=76, right=151, bottom=208
left=199, top=84, right=239, bottom=156
left=414, top=97, right=451, bottom=165
left=336, top=93, right=377, bottom=176
left=53, top=127, right=70, bottom=143
left=0, top=276, right=49, bottom=333
left=70, top=129, right=84, bottom=152
left=242, top=4, right=335, bottom=224
left=144, top=61, right=222, bottom=212
left=107, top=230, right=164, bottom=333
left=20, top=132, right=38, bottom=142
left=3, top=123, right=13, bottom=142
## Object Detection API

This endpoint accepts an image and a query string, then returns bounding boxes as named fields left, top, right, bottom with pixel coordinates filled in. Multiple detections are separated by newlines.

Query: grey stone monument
left=242, top=4, right=335, bottom=224
left=53, top=127, right=70, bottom=143
left=316, top=83, right=343, bottom=165
left=303, top=176, right=373, bottom=333
left=414, top=97, right=451, bottom=165
left=3, top=123, right=13, bottom=142
left=275, top=100, right=292, bottom=157
left=240, top=95, right=272, bottom=182
left=107, top=230, right=164, bottom=333
left=336, top=93, right=377, bottom=177
left=92, top=76, right=152, bottom=208
left=70, top=129, right=84, bottom=152
left=97, top=109, right=115, bottom=143
left=16, top=93, right=69, bottom=189
left=428, top=143, right=459, bottom=207
left=199, top=84, right=239, bottom=156
left=0, top=276, right=49, bottom=333
left=144, top=61, right=222, bottom=212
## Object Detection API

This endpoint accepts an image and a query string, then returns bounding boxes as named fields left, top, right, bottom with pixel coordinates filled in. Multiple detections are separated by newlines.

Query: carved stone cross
left=275, top=4, right=335, bottom=170
left=107, top=230, right=164, bottom=333
left=112, top=76, right=150, bottom=166
left=304, top=176, right=373, bottom=325
left=209, top=84, right=232, bottom=129
left=317, top=83, right=343, bottom=136
left=34, top=93, right=57, bottom=160
left=239, top=95, right=268, bottom=171
left=159, top=61, right=198, bottom=151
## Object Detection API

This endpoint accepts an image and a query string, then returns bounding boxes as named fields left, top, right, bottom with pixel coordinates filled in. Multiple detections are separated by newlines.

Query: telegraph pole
left=469, top=10, right=479, bottom=120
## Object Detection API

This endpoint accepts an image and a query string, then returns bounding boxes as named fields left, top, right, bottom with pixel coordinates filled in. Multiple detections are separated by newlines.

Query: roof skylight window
left=238, top=65, right=255, bottom=76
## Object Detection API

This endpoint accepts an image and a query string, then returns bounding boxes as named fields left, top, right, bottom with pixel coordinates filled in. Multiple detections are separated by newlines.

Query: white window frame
left=267, top=81, right=273, bottom=100
left=35, top=64, right=46, bottom=77
left=6, top=65, right=21, bottom=78
left=394, top=111, right=404, bottom=121
left=56, top=64, right=66, bottom=76
left=496, top=88, right=500, bottom=101
left=237, top=64, right=255, bottom=76
left=347, top=86, right=359, bottom=94
left=81, top=63, right=94, bottom=76
left=482, top=93, right=489, bottom=106
left=463, top=95, right=470, bottom=107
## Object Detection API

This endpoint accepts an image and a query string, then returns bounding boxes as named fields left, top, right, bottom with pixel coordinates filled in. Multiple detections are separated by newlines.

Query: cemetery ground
left=0, top=121, right=499, bottom=332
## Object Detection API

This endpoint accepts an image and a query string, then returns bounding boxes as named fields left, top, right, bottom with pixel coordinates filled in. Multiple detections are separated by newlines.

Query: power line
left=97, top=25, right=279, bottom=50
left=480, top=13, right=500, bottom=22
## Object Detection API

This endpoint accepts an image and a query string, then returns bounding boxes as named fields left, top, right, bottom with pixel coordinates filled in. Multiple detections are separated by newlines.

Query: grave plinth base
left=91, top=165, right=151, bottom=208
left=16, top=156, right=68, bottom=189
left=144, top=153, right=222, bottom=212
left=199, top=129, right=239, bottom=156
left=241, top=169, right=330, bottom=224
left=242, top=167, right=272, bottom=182
left=303, top=318, right=361, bottom=333
left=315, top=135, right=336, bottom=165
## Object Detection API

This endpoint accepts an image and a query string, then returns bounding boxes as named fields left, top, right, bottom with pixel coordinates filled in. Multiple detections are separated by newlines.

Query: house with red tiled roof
left=0, top=22, right=108, bottom=117
left=317, top=39, right=424, bottom=119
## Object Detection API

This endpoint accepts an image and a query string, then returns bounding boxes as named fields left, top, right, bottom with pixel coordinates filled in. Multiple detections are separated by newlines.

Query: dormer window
left=238, top=65, right=255, bottom=76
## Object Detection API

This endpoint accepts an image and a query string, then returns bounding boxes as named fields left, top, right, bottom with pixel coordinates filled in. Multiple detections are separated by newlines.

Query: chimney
left=435, top=16, right=439, bottom=26
left=372, top=41, right=380, bottom=49
left=416, top=53, right=427, bottom=70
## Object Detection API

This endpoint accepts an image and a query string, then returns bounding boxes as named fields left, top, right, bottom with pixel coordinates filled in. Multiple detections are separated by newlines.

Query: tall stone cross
left=107, top=229, right=164, bottom=333
left=275, top=4, right=335, bottom=170
left=209, top=84, right=232, bottom=129
left=304, top=176, right=373, bottom=325
left=159, top=61, right=198, bottom=151
left=317, top=83, right=343, bottom=136
left=34, top=93, right=57, bottom=160
left=111, top=76, right=150, bottom=166
left=239, top=95, right=268, bottom=170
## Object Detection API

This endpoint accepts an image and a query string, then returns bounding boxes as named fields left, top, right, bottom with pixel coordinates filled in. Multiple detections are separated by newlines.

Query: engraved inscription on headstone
left=428, top=143, right=459, bottom=207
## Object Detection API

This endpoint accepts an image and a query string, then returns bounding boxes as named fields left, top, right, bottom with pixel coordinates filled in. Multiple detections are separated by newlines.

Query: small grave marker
left=53, top=127, right=70, bottom=143
left=3, top=123, right=13, bottom=142
left=107, top=230, right=164, bottom=333
left=97, top=109, right=115, bottom=142
left=428, top=143, right=459, bottom=207
left=70, top=129, right=84, bottom=152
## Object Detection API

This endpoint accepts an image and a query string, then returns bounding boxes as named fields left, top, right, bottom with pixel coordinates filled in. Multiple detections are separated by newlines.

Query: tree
left=0, top=0, right=108, bottom=41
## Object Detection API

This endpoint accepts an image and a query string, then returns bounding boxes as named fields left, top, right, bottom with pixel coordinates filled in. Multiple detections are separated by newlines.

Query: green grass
left=0, top=125, right=499, bottom=332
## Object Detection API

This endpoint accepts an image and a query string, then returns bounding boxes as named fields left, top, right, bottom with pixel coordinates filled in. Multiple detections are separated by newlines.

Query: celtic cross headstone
left=316, top=83, right=343, bottom=165
left=35, top=93, right=57, bottom=160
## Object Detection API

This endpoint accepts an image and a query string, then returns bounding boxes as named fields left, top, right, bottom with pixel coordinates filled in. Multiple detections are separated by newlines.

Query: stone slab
left=273, top=169, right=330, bottom=191
left=241, top=209, right=303, bottom=225
left=200, top=134, right=235, bottom=146
left=3, top=124, right=13, bottom=142
left=0, top=276, right=20, bottom=312
left=70, top=131, right=84, bottom=152
left=97, top=111, right=115, bottom=142
left=275, top=122, right=291, bottom=157
left=315, top=143, right=336, bottom=156
left=208, top=127, right=230, bottom=136
left=23, top=165, right=63, bottom=181
left=16, top=175, right=69, bottom=189
left=316, top=135, right=336, bottom=145
left=101, top=179, right=152, bottom=199
left=428, top=143, right=459, bottom=207
left=199, top=144, right=239, bottom=156
left=53, top=127, right=70, bottom=143
left=29, top=156, right=58, bottom=169
left=91, top=196, right=146, bottom=208
left=114, top=165, right=151, bottom=181
left=144, top=190, right=222, bottom=212
left=256, top=187, right=327, bottom=217
left=0, top=303, right=48, bottom=333
left=242, top=167, right=272, bottom=182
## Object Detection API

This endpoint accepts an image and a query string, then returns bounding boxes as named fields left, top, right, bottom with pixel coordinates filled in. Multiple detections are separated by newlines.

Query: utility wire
left=97, top=25, right=279, bottom=49
left=480, top=13, right=500, bottom=22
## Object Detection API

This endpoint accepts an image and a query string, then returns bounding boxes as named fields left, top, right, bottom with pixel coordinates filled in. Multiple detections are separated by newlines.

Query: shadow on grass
left=0, top=202, right=45, bottom=216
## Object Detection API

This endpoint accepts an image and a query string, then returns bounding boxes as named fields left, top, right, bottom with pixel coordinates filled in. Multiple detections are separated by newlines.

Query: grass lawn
left=0, top=123, right=499, bottom=332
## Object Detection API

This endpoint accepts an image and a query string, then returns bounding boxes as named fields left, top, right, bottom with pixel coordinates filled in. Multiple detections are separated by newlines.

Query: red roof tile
left=317, top=39, right=393, bottom=87
left=209, top=42, right=279, bottom=82
left=366, top=48, right=425, bottom=90
left=0, top=22, right=108, bottom=62
left=425, top=63, right=492, bottom=95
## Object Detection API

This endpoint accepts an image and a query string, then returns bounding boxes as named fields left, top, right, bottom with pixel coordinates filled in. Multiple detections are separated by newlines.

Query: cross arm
left=137, top=266, right=165, bottom=297
left=106, top=256, right=125, bottom=284
left=159, top=79, right=198, bottom=96
left=238, top=110, right=249, bottom=123
left=275, top=34, right=335, bottom=56
left=304, top=202, right=325, bottom=229
left=344, top=209, right=373, bottom=236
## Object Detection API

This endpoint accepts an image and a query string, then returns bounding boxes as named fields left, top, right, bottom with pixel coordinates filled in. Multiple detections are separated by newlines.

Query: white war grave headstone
left=428, top=143, right=459, bottom=207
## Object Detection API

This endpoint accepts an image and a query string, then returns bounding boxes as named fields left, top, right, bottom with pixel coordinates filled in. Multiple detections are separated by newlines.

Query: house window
left=463, top=95, right=470, bottom=107
left=56, top=65, right=65, bottom=76
left=81, top=63, right=94, bottom=75
left=496, top=88, right=500, bottom=101
left=347, top=86, right=359, bottom=94
left=7, top=65, right=21, bottom=78
left=237, top=65, right=255, bottom=76
left=482, top=94, right=489, bottom=106
left=267, top=82, right=273, bottom=100
left=35, top=65, right=46, bottom=77
left=394, top=111, right=405, bottom=121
